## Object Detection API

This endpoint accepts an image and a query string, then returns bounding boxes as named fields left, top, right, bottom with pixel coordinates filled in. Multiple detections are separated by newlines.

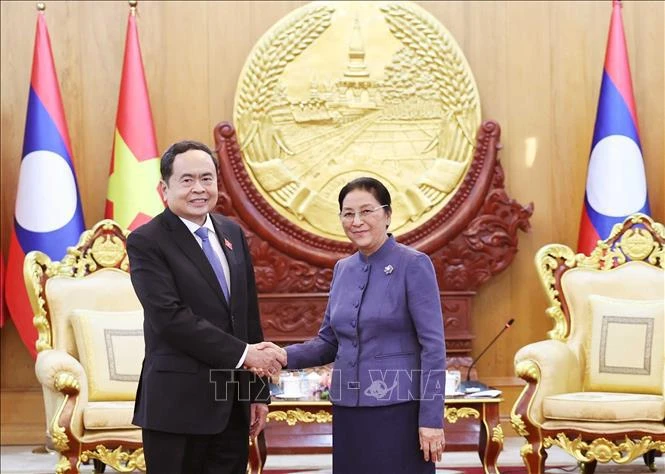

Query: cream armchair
left=26, top=220, right=145, bottom=473
left=511, top=214, right=665, bottom=474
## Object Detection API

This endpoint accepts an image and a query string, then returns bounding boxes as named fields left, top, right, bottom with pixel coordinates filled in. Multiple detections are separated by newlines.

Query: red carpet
left=263, top=466, right=657, bottom=474
left=262, top=469, right=530, bottom=474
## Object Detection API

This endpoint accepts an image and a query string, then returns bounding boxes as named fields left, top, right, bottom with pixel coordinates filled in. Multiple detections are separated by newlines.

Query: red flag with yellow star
left=105, top=5, right=163, bottom=230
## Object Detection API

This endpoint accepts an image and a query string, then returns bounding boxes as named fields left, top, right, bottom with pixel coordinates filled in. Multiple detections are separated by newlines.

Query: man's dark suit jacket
left=127, top=207, right=269, bottom=435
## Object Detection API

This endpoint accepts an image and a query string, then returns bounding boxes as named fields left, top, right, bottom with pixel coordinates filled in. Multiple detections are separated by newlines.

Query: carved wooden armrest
left=513, top=339, right=581, bottom=426
left=35, top=349, right=88, bottom=442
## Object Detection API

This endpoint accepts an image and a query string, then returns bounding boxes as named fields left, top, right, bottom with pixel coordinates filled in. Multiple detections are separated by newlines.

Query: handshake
left=244, top=341, right=287, bottom=377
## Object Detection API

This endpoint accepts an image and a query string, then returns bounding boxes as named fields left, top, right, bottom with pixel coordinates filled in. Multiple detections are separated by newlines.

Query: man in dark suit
left=127, top=140, right=286, bottom=473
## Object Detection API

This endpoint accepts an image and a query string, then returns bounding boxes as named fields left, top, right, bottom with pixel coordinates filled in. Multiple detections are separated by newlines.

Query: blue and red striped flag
left=5, top=10, right=85, bottom=358
left=577, top=0, right=651, bottom=254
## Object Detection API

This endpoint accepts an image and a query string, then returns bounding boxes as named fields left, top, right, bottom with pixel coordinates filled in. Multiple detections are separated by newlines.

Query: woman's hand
left=419, top=427, right=445, bottom=462
left=249, top=403, right=269, bottom=438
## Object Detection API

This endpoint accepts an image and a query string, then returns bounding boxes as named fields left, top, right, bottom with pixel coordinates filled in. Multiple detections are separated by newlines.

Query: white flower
left=384, top=264, right=394, bottom=275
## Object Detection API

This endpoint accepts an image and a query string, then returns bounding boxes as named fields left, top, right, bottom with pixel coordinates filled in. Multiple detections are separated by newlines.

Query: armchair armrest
left=514, top=339, right=582, bottom=426
left=35, top=349, right=88, bottom=441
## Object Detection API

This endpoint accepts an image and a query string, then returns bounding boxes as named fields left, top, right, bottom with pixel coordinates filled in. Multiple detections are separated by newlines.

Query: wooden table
left=248, top=396, right=504, bottom=474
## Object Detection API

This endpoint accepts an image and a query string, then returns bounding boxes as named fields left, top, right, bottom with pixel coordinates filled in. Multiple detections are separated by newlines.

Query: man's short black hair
left=160, top=140, right=219, bottom=182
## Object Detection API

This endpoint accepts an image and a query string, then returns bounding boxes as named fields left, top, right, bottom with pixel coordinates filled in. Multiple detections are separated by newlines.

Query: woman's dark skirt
left=332, top=401, right=435, bottom=474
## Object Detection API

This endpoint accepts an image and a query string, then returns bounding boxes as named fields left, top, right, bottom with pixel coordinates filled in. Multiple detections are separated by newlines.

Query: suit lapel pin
left=224, top=238, right=233, bottom=250
left=383, top=264, right=394, bottom=275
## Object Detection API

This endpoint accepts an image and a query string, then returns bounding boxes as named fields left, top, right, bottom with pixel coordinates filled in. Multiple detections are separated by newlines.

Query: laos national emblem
left=233, top=1, right=481, bottom=241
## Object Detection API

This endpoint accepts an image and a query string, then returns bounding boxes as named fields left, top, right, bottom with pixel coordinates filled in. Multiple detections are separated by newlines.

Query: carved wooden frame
left=213, top=120, right=533, bottom=365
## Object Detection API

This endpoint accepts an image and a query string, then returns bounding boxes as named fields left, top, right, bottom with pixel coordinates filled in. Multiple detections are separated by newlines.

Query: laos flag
left=5, top=11, right=85, bottom=358
left=577, top=0, right=651, bottom=255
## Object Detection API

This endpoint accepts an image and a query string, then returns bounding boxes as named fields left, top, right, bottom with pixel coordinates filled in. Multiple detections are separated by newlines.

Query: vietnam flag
left=105, top=5, right=163, bottom=230
left=577, top=0, right=650, bottom=254
left=6, top=10, right=85, bottom=358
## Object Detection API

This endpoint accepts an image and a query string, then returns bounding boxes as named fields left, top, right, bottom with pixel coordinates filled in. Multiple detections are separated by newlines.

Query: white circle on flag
left=15, top=150, right=78, bottom=232
left=586, top=135, right=647, bottom=217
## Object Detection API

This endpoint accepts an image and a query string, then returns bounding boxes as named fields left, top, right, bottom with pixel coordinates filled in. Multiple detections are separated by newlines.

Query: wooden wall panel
left=1, top=0, right=663, bottom=444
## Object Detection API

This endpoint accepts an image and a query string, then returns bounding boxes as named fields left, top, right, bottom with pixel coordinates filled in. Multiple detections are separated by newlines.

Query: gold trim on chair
left=510, top=413, right=529, bottom=437
left=80, top=446, right=145, bottom=473
left=543, top=434, right=665, bottom=465
left=55, top=455, right=73, bottom=474
left=24, top=219, right=130, bottom=352
left=535, top=213, right=664, bottom=341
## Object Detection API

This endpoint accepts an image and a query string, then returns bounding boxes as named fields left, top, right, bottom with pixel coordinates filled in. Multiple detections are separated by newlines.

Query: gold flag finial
left=36, top=2, right=46, bottom=11
left=129, top=0, right=137, bottom=15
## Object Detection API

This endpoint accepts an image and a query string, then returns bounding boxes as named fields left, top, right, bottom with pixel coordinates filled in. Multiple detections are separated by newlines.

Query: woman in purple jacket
left=286, top=177, right=446, bottom=473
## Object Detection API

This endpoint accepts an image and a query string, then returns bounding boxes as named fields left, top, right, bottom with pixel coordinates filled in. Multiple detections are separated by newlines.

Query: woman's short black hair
left=160, top=140, right=219, bottom=182
left=338, top=176, right=392, bottom=212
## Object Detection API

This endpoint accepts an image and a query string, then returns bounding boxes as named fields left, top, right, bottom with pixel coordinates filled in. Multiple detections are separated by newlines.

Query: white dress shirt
left=179, top=215, right=248, bottom=368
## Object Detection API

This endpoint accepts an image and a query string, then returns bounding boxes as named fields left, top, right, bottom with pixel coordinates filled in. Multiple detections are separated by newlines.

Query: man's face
left=161, top=148, right=218, bottom=225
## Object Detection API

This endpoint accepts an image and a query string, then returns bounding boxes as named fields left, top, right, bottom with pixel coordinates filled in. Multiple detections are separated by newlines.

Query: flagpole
left=105, top=0, right=163, bottom=229
left=576, top=0, right=651, bottom=254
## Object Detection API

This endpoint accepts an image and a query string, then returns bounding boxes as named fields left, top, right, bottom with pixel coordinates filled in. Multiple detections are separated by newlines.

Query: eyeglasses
left=339, top=205, right=388, bottom=222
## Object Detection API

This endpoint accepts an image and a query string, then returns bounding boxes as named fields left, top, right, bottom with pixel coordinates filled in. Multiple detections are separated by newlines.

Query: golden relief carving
left=55, top=455, right=72, bottom=474
left=80, top=446, right=146, bottom=472
left=61, top=221, right=130, bottom=274
left=535, top=244, right=576, bottom=341
left=519, top=443, right=533, bottom=457
left=267, top=408, right=333, bottom=426
left=618, top=227, right=656, bottom=262
left=49, top=372, right=82, bottom=455
left=54, top=372, right=81, bottom=395
left=89, top=235, right=126, bottom=269
left=543, top=434, right=665, bottom=465
left=444, top=407, right=480, bottom=423
left=515, top=360, right=540, bottom=383
left=234, top=1, right=481, bottom=240
left=491, top=425, right=504, bottom=444
left=50, top=397, right=71, bottom=452
left=23, top=251, right=53, bottom=351
left=510, top=413, right=529, bottom=437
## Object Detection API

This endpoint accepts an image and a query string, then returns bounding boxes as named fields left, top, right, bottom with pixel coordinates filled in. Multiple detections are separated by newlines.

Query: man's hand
left=249, top=403, right=269, bottom=438
left=244, top=341, right=287, bottom=376
left=419, top=427, right=445, bottom=463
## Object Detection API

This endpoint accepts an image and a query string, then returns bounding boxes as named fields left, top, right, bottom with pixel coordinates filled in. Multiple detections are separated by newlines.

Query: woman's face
left=340, top=189, right=391, bottom=256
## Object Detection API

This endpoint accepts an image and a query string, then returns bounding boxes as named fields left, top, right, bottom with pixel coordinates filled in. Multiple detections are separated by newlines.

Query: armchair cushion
left=541, top=419, right=665, bottom=435
left=45, top=269, right=142, bottom=358
left=83, top=401, right=137, bottom=430
left=543, top=392, right=664, bottom=422
left=586, top=295, right=664, bottom=394
left=70, top=309, right=144, bottom=401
